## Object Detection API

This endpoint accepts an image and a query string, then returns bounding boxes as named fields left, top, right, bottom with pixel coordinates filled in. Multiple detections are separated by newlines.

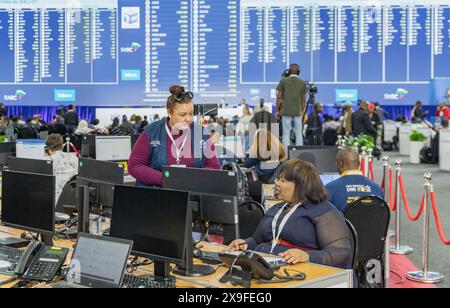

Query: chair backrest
left=238, top=201, right=266, bottom=239
left=345, top=219, right=359, bottom=270
left=55, top=175, right=78, bottom=214
left=344, top=196, right=390, bottom=261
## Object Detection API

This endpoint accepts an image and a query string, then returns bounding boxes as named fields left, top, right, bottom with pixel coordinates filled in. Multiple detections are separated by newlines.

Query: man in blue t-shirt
left=326, top=147, right=384, bottom=212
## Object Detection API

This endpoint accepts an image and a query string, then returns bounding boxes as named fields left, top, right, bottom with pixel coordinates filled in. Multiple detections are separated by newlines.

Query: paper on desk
left=0, top=261, right=12, bottom=269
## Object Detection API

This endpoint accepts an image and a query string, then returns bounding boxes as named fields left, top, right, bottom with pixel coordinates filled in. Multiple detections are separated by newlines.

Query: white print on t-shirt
left=346, top=185, right=373, bottom=193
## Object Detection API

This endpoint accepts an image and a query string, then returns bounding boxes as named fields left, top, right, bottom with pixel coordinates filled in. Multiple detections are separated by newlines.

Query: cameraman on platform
left=276, top=64, right=307, bottom=148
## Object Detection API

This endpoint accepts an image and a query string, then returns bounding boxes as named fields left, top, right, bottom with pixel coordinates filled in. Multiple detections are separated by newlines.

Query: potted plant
left=344, top=134, right=375, bottom=153
left=409, top=130, right=426, bottom=164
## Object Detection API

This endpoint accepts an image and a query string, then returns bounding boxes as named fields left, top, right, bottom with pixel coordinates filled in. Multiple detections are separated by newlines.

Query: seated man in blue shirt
left=326, top=147, right=384, bottom=212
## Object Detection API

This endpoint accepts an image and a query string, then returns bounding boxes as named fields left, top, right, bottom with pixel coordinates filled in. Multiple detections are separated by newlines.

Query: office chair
left=344, top=196, right=390, bottom=288
left=345, top=219, right=359, bottom=271
left=55, top=175, right=78, bottom=216
left=238, top=201, right=266, bottom=240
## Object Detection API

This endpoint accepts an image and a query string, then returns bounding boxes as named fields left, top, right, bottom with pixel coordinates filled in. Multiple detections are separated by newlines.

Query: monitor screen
left=8, top=157, right=53, bottom=175
left=1, top=171, right=55, bottom=235
left=15, top=139, right=46, bottom=160
left=162, top=167, right=239, bottom=197
left=288, top=146, right=339, bottom=174
left=66, top=233, right=132, bottom=288
left=320, top=174, right=341, bottom=186
left=110, top=186, right=190, bottom=264
left=78, top=158, right=124, bottom=185
left=95, top=136, right=131, bottom=161
left=218, top=136, right=245, bottom=159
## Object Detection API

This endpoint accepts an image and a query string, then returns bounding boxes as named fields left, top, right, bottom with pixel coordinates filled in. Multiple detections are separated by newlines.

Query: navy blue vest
left=136, top=118, right=208, bottom=187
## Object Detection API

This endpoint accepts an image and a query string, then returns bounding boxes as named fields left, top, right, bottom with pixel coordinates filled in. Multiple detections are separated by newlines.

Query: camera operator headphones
left=283, top=64, right=301, bottom=78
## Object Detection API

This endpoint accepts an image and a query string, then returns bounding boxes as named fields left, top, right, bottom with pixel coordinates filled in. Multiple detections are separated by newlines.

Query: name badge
left=170, top=165, right=187, bottom=168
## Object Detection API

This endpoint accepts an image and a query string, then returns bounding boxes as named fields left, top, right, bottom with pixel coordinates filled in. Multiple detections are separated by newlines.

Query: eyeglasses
left=173, top=91, right=194, bottom=102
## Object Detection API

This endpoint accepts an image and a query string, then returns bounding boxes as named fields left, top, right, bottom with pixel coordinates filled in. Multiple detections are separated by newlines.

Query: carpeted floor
left=374, top=152, right=450, bottom=288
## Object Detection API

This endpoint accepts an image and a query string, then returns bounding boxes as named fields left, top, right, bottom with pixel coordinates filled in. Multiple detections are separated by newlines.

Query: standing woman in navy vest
left=129, top=85, right=221, bottom=187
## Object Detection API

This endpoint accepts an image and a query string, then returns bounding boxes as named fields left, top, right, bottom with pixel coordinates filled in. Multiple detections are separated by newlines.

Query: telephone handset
left=15, top=241, right=42, bottom=275
left=218, top=251, right=275, bottom=287
left=15, top=241, right=69, bottom=282
left=218, top=251, right=306, bottom=287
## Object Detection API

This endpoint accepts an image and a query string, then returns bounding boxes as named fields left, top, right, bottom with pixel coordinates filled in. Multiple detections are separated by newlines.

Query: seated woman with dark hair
left=244, top=129, right=286, bottom=201
left=228, top=159, right=352, bottom=269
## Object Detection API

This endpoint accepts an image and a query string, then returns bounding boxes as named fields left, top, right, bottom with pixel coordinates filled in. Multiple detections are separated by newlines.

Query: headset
left=283, top=64, right=301, bottom=78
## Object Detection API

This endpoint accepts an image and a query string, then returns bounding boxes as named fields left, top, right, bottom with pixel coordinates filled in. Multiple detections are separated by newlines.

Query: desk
left=0, top=227, right=352, bottom=289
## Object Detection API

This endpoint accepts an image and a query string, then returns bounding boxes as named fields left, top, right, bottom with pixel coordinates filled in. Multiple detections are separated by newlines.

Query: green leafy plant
left=344, top=134, right=375, bottom=152
left=410, top=130, right=426, bottom=142
left=0, top=135, right=7, bottom=143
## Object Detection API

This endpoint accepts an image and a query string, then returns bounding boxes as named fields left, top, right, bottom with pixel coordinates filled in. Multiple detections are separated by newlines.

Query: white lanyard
left=165, top=123, right=189, bottom=165
left=271, top=202, right=301, bottom=254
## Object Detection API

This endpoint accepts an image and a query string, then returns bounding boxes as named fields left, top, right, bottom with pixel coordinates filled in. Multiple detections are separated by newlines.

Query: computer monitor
left=95, top=136, right=131, bottom=162
left=0, top=142, right=16, bottom=166
left=110, top=185, right=214, bottom=280
left=162, top=167, right=240, bottom=242
left=78, top=158, right=124, bottom=185
left=65, top=233, right=133, bottom=288
left=1, top=170, right=55, bottom=236
left=8, top=157, right=53, bottom=175
left=320, top=174, right=341, bottom=186
left=77, top=159, right=125, bottom=230
left=16, top=139, right=46, bottom=160
left=218, top=136, right=245, bottom=159
left=162, top=167, right=239, bottom=196
left=81, top=135, right=96, bottom=158
left=288, top=146, right=339, bottom=174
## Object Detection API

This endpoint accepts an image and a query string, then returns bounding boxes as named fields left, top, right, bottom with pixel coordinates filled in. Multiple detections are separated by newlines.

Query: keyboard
left=121, top=274, right=176, bottom=289
left=0, top=245, right=23, bottom=263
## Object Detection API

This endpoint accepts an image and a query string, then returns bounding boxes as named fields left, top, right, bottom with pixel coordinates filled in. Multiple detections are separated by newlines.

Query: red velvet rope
left=369, top=160, right=375, bottom=182
left=360, top=157, right=365, bottom=175
left=398, top=175, right=425, bottom=221
left=430, top=191, right=450, bottom=245
left=69, top=143, right=81, bottom=158
left=389, top=167, right=396, bottom=211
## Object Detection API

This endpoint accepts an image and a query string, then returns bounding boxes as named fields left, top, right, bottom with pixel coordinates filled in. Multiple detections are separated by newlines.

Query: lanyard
left=271, top=202, right=301, bottom=254
left=165, top=123, right=189, bottom=165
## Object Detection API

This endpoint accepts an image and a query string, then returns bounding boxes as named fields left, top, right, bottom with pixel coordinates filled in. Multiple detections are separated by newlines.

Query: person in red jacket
left=436, top=101, right=450, bottom=120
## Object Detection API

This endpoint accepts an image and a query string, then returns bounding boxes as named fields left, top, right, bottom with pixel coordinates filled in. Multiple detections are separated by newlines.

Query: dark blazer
left=246, top=201, right=352, bottom=269
left=352, top=109, right=377, bottom=137
left=64, top=111, right=79, bottom=126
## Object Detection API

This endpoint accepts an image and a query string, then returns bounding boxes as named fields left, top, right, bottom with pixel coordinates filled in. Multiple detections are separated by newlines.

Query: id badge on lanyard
left=166, top=123, right=189, bottom=166
left=270, top=202, right=301, bottom=254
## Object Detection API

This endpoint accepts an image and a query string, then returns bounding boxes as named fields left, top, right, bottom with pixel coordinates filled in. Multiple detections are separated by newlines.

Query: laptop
left=53, top=233, right=132, bottom=288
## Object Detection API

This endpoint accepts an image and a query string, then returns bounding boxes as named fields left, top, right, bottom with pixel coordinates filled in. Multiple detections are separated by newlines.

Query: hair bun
left=169, top=85, right=184, bottom=95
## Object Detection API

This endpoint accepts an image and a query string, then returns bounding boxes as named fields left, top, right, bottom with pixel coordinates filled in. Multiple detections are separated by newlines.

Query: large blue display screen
left=0, top=0, right=449, bottom=106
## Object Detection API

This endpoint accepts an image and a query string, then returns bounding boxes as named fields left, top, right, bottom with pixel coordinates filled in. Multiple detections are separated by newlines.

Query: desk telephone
left=15, top=241, right=69, bottom=282
left=218, top=251, right=306, bottom=287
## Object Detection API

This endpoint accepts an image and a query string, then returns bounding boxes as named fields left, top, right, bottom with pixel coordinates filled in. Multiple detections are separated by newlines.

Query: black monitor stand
left=40, top=234, right=54, bottom=246
left=172, top=241, right=215, bottom=277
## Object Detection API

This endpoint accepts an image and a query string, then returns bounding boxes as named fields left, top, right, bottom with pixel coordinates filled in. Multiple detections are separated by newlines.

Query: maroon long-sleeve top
left=128, top=123, right=221, bottom=186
